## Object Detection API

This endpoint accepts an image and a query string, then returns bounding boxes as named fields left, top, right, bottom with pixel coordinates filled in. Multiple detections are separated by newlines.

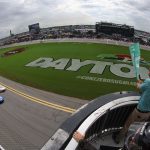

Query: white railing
left=65, top=96, right=139, bottom=150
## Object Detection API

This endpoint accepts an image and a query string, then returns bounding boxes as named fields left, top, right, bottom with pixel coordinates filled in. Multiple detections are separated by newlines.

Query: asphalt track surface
left=0, top=76, right=88, bottom=150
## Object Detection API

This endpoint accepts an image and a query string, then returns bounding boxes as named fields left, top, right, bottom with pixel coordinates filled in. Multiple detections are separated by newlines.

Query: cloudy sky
left=0, top=0, right=150, bottom=38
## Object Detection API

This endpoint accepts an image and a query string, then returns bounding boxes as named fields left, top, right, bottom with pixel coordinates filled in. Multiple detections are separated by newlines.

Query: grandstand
left=96, top=22, right=134, bottom=38
left=0, top=22, right=150, bottom=47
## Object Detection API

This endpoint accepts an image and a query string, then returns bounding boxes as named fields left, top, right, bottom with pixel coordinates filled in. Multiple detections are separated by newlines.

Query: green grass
left=0, top=42, right=149, bottom=100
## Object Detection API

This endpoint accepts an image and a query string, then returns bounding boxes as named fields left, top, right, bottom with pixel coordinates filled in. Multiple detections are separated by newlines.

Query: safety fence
left=1, top=38, right=150, bottom=51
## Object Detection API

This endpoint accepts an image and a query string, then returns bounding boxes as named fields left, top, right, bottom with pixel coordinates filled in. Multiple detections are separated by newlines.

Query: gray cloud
left=0, top=0, right=150, bottom=38
left=123, top=0, right=150, bottom=11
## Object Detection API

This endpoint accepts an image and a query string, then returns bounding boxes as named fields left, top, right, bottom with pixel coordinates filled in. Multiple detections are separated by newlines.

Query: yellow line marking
left=0, top=82, right=76, bottom=113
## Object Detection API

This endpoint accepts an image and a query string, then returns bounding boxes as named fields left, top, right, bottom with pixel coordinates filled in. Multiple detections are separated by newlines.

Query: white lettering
left=26, top=57, right=53, bottom=68
left=66, top=59, right=97, bottom=71
left=139, top=67, right=149, bottom=79
left=76, top=76, right=136, bottom=86
left=26, top=57, right=70, bottom=70
left=90, top=61, right=112, bottom=74
left=110, top=64, right=135, bottom=78
left=47, top=58, right=70, bottom=70
left=26, top=57, right=149, bottom=79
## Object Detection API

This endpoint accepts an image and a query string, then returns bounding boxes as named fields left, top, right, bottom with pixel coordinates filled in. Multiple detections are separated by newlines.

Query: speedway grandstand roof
left=96, top=22, right=134, bottom=29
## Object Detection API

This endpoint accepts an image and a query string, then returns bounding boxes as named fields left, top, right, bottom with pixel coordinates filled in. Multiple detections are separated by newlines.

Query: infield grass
left=0, top=42, right=149, bottom=100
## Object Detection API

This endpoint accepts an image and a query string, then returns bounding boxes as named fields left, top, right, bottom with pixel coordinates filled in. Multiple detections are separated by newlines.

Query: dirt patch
left=2, top=47, right=26, bottom=57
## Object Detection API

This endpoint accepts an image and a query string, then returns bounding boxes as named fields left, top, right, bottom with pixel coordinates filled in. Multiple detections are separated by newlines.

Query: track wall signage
left=26, top=57, right=149, bottom=79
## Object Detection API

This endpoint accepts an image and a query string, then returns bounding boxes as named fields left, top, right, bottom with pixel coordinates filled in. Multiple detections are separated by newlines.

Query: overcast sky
left=0, top=0, right=150, bottom=38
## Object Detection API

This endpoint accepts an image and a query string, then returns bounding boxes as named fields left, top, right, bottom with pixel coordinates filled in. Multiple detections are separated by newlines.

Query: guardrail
left=41, top=91, right=141, bottom=150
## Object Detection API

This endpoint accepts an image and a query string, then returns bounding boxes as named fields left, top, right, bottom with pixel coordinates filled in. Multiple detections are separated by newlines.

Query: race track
left=0, top=76, right=87, bottom=150
left=1, top=39, right=148, bottom=150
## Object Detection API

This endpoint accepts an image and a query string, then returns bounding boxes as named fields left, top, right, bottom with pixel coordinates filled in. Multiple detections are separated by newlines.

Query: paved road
left=0, top=76, right=88, bottom=150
